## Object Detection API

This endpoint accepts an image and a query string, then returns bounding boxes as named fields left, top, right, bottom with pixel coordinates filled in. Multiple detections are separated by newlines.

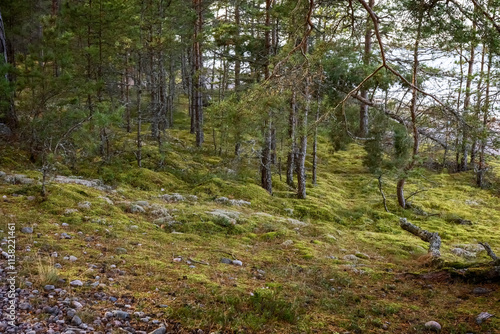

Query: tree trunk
left=460, top=11, right=476, bottom=172
left=0, top=8, right=17, bottom=129
left=137, top=54, right=143, bottom=168
left=397, top=178, right=406, bottom=208
left=286, top=90, right=297, bottom=188
left=359, top=0, right=373, bottom=137
left=260, top=0, right=273, bottom=194
left=397, top=11, right=421, bottom=209
left=296, top=75, right=310, bottom=200
left=192, top=0, right=204, bottom=146
left=477, top=46, right=492, bottom=188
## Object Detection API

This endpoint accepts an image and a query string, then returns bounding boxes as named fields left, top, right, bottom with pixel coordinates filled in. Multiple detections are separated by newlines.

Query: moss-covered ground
left=1, top=113, right=499, bottom=333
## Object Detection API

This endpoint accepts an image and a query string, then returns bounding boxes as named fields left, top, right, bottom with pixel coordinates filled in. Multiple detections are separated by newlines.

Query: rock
left=64, top=208, right=79, bottom=215
left=161, top=193, right=185, bottom=202
left=60, top=232, right=72, bottom=239
left=44, top=285, right=55, bottom=291
left=229, top=199, right=251, bottom=206
left=55, top=263, right=62, bottom=269
left=187, top=195, right=198, bottom=201
left=215, top=197, right=229, bottom=204
left=112, top=310, right=130, bottom=320
left=232, top=260, right=243, bottom=266
left=424, top=321, right=441, bottom=331
left=472, top=287, right=492, bottom=295
left=343, top=254, right=359, bottom=262
left=70, top=280, right=83, bottom=287
left=99, top=196, right=114, bottom=205
left=21, top=227, right=34, bottom=234
left=451, top=248, right=476, bottom=259
left=129, top=204, right=146, bottom=214
left=69, top=256, right=78, bottom=262
left=43, top=306, right=59, bottom=314
left=282, top=240, right=294, bottom=247
left=71, top=315, right=82, bottom=326
left=220, top=258, right=233, bottom=264
left=149, top=326, right=167, bottom=334
left=286, top=218, right=307, bottom=227
left=72, top=301, right=83, bottom=309
left=476, top=312, right=494, bottom=324
left=78, top=201, right=91, bottom=210
left=116, top=247, right=128, bottom=254
left=135, top=200, right=150, bottom=208
left=19, top=302, right=31, bottom=310
left=355, top=252, right=370, bottom=259
left=207, top=209, right=241, bottom=219
left=0, top=123, right=12, bottom=139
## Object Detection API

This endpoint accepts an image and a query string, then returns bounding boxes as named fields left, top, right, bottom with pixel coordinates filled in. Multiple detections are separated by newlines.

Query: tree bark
left=260, top=0, right=273, bottom=194
left=0, top=8, right=17, bottom=129
left=359, top=0, right=373, bottom=137
left=286, top=90, right=297, bottom=188
left=399, top=218, right=441, bottom=258
left=192, top=0, right=204, bottom=146
left=397, top=10, right=421, bottom=208
left=459, top=10, right=476, bottom=172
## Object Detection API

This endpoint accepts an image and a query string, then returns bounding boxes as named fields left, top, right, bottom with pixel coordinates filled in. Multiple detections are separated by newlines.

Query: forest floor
left=1, top=116, right=500, bottom=333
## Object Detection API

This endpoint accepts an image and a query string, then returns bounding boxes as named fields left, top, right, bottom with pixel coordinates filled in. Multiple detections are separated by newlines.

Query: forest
left=1, top=0, right=500, bottom=333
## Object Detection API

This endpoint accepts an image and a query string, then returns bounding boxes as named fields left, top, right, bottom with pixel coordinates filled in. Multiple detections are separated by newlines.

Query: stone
left=220, top=258, right=233, bottom=264
left=476, top=312, right=494, bottom=324
left=67, top=309, right=77, bottom=318
left=72, top=301, right=83, bottom=309
left=44, top=285, right=55, bottom=291
left=161, top=193, right=185, bottom=202
left=112, top=310, right=130, bottom=320
left=71, top=315, right=82, bottom=326
left=18, top=302, right=31, bottom=310
left=60, top=232, right=72, bottom=239
left=129, top=204, right=146, bottom=214
left=282, top=240, right=294, bottom=246
left=69, top=256, right=78, bottom=262
left=135, top=200, right=150, bottom=207
left=343, top=254, right=359, bottom=262
left=116, top=247, right=127, bottom=254
left=70, top=280, right=83, bottom=287
left=232, top=260, right=243, bottom=266
left=149, top=326, right=167, bottom=334
left=229, top=199, right=251, bottom=206
left=64, top=208, right=79, bottom=215
left=62, top=223, right=69, bottom=227
left=355, top=252, right=370, bottom=259
left=21, top=227, right=34, bottom=234
left=78, top=201, right=91, bottom=210
left=451, top=248, right=476, bottom=259
left=43, top=306, right=59, bottom=314
left=286, top=218, right=307, bottom=227
left=215, top=197, right=229, bottom=204
left=424, top=321, right=441, bottom=331
left=55, top=263, right=62, bottom=269
left=99, top=196, right=114, bottom=205
left=473, top=287, right=492, bottom=295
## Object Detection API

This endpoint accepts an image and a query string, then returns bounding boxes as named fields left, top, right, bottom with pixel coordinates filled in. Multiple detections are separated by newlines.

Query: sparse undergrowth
left=1, top=128, right=500, bottom=333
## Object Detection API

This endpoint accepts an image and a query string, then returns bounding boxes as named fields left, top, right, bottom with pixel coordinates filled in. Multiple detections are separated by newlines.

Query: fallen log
left=399, top=218, right=441, bottom=257
left=479, top=242, right=500, bottom=265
